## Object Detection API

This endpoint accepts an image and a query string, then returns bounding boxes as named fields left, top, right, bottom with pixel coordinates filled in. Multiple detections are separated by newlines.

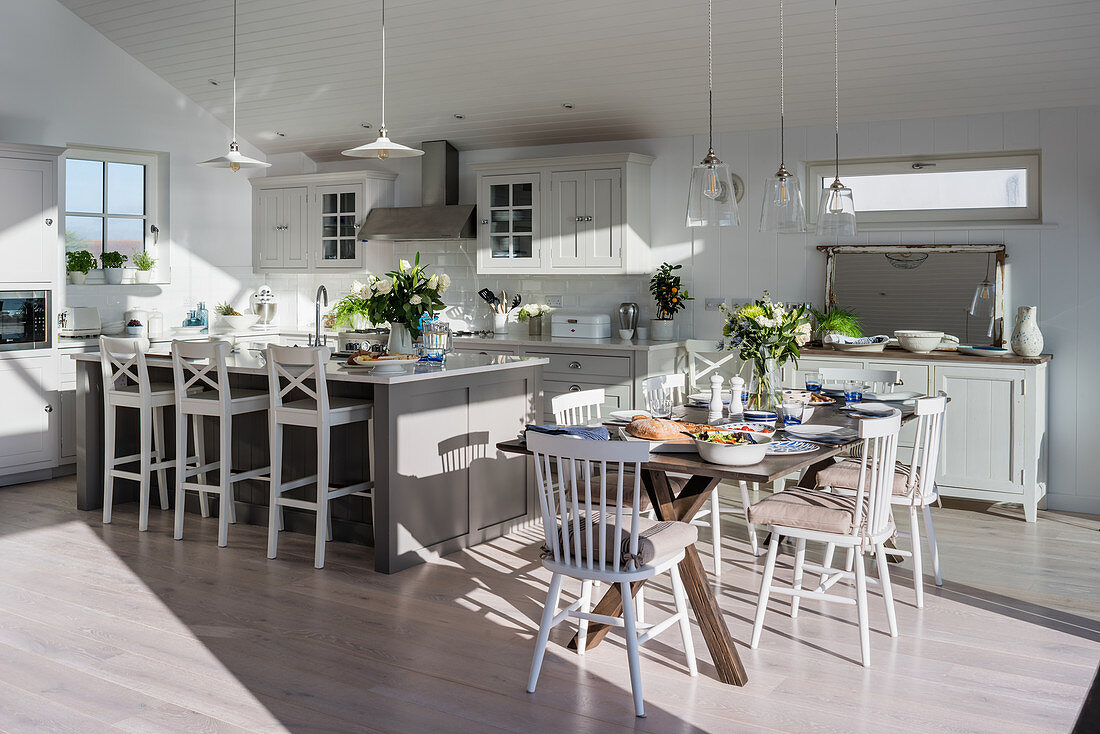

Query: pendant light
left=197, top=0, right=270, bottom=171
left=686, top=0, right=739, bottom=227
left=759, top=0, right=806, bottom=233
left=969, top=254, right=996, bottom=337
left=343, top=0, right=423, bottom=160
left=816, top=0, right=856, bottom=237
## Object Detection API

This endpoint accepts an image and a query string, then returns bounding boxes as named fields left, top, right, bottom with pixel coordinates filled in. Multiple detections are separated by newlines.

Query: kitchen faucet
left=311, top=285, right=328, bottom=347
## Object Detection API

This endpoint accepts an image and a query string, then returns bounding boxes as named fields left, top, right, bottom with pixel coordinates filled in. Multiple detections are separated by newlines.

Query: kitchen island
left=73, top=350, right=547, bottom=572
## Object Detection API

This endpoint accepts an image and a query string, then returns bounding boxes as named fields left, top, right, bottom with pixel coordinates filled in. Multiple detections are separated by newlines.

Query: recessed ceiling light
left=453, top=113, right=465, bottom=120
left=561, top=102, right=575, bottom=110
left=208, top=79, right=220, bottom=86
left=360, top=122, right=372, bottom=129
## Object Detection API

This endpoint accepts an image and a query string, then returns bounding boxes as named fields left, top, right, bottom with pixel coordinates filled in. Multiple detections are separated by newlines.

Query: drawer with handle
left=529, top=351, right=631, bottom=379
left=543, top=380, right=631, bottom=422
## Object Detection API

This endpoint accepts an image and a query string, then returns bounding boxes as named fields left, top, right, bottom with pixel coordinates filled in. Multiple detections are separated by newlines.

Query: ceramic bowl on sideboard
left=895, top=330, right=944, bottom=354
left=213, top=313, right=261, bottom=332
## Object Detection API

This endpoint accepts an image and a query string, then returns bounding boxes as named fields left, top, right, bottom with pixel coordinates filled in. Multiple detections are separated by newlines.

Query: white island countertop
left=453, top=333, right=684, bottom=352
left=72, top=349, right=548, bottom=385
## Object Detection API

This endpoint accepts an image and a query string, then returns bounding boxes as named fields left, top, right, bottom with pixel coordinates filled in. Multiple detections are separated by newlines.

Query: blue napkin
left=525, top=424, right=611, bottom=441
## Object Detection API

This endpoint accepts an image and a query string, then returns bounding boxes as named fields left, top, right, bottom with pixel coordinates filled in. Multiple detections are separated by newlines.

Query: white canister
left=1010, top=305, right=1044, bottom=357
left=492, top=313, right=509, bottom=334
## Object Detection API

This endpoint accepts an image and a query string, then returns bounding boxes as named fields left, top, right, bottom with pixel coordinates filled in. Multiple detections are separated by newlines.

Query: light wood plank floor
left=0, top=477, right=1096, bottom=733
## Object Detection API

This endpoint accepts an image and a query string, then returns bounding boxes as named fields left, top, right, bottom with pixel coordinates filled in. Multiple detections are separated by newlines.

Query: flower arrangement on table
left=517, top=303, right=553, bottom=336
left=720, top=293, right=811, bottom=410
left=330, top=252, right=450, bottom=340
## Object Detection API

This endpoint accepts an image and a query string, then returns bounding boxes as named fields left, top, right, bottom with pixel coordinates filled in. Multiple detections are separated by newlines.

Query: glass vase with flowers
left=720, top=293, right=811, bottom=411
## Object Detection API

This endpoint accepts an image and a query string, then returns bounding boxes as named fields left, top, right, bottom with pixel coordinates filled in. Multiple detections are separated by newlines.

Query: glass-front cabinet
left=315, top=183, right=363, bottom=268
left=478, top=173, right=540, bottom=272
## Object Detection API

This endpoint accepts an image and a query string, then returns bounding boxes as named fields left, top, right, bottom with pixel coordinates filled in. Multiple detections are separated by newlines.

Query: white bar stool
left=171, top=339, right=270, bottom=547
left=100, top=336, right=176, bottom=531
left=266, top=345, right=374, bottom=568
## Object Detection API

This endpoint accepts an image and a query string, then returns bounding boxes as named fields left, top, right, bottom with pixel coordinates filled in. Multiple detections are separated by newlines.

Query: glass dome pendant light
left=816, top=0, right=856, bottom=237
left=969, top=253, right=996, bottom=336
left=197, top=0, right=271, bottom=171
left=759, top=0, right=806, bottom=233
left=686, top=0, right=739, bottom=228
left=343, top=0, right=423, bottom=160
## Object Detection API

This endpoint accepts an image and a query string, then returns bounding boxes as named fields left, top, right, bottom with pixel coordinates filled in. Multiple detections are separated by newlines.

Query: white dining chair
left=99, top=336, right=177, bottom=531
left=817, top=367, right=901, bottom=394
left=551, top=388, right=605, bottom=426
left=748, top=411, right=902, bottom=667
left=685, top=338, right=740, bottom=393
left=266, top=345, right=374, bottom=568
left=815, top=393, right=946, bottom=607
left=525, top=431, right=698, bottom=718
left=171, top=339, right=270, bottom=547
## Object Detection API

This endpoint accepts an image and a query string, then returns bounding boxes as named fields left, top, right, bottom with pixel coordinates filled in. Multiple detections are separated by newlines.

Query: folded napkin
left=823, top=333, right=890, bottom=346
left=525, top=424, right=611, bottom=441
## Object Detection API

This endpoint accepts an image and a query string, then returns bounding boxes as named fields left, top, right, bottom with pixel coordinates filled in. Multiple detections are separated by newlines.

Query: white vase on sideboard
left=1010, top=305, right=1044, bottom=357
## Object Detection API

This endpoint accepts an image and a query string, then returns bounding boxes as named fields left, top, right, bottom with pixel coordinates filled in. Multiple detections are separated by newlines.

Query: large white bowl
left=895, top=330, right=944, bottom=354
left=213, top=313, right=261, bottom=332
left=692, top=431, right=771, bottom=466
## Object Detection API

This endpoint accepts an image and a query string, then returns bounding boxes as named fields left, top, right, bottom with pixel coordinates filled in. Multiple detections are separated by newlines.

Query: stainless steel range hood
left=356, top=140, right=476, bottom=241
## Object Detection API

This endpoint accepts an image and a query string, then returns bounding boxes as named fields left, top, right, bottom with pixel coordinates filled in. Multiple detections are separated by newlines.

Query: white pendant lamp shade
left=197, top=0, right=270, bottom=172
left=759, top=0, right=806, bottom=233
left=816, top=0, right=856, bottom=237
left=343, top=0, right=422, bottom=160
left=687, top=0, right=739, bottom=227
left=198, top=142, right=270, bottom=171
left=341, top=129, right=424, bottom=159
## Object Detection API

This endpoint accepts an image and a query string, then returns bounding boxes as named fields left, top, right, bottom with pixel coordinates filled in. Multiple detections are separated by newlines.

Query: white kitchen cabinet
left=471, top=153, right=652, bottom=275
left=0, top=144, right=62, bottom=284
left=251, top=171, right=396, bottom=272
left=0, top=355, right=58, bottom=475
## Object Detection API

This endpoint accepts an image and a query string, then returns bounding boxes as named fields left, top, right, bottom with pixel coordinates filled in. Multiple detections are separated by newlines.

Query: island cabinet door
left=934, top=365, right=1025, bottom=496
left=469, top=377, right=533, bottom=532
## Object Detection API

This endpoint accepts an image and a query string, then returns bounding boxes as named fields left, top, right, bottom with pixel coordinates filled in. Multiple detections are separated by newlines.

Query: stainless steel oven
left=0, top=290, right=50, bottom=351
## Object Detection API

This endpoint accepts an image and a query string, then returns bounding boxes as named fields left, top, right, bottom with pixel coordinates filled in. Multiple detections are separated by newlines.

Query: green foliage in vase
left=810, top=305, right=863, bottom=338
left=330, top=252, right=451, bottom=338
left=100, top=251, right=128, bottom=269
left=649, top=262, right=691, bottom=319
left=65, top=249, right=96, bottom=274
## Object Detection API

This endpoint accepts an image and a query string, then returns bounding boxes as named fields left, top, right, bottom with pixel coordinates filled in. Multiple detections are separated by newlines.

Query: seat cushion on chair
left=747, top=488, right=865, bottom=534
left=542, top=512, right=697, bottom=569
left=815, top=459, right=919, bottom=496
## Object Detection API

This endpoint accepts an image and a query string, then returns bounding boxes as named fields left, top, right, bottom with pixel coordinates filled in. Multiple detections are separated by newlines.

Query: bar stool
left=171, top=339, right=270, bottom=547
left=100, top=336, right=176, bottom=531
left=266, top=345, right=374, bottom=568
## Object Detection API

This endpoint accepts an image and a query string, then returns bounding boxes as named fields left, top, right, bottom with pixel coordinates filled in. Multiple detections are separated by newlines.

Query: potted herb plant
left=100, top=251, right=128, bottom=285
left=132, top=250, right=156, bottom=283
left=125, top=319, right=143, bottom=336
left=649, top=262, right=691, bottom=340
left=810, top=305, right=862, bottom=344
left=517, top=303, right=552, bottom=336
left=720, top=293, right=811, bottom=411
left=65, top=249, right=96, bottom=285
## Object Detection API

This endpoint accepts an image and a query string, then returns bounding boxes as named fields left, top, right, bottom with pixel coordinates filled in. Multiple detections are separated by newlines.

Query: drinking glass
left=646, top=389, right=674, bottom=419
left=780, top=401, right=804, bottom=426
left=805, top=377, right=823, bottom=393
left=844, top=380, right=865, bottom=403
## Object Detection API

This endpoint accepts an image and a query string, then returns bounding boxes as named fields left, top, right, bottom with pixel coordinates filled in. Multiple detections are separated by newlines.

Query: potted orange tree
left=649, top=262, right=691, bottom=340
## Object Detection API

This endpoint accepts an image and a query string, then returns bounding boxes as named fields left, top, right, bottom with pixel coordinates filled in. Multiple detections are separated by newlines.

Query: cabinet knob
left=45, top=218, right=53, bottom=226
left=585, top=216, right=593, bottom=221
left=44, top=404, right=53, bottom=413
left=569, top=361, right=582, bottom=369
left=480, top=219, right=489, bottom=225
left=568, top=385, right=581, bottom=392
left=575, top=216, right=584, bottom=222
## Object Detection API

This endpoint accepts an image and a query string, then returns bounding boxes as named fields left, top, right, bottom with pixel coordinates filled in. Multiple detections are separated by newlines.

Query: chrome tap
left=311, top=285, right=328, bottom=347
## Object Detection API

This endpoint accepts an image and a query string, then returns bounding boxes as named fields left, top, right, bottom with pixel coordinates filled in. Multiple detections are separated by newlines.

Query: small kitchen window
left=806, top=152, right=1040, bottom=225
left=63, top=148, right=160, bottom=261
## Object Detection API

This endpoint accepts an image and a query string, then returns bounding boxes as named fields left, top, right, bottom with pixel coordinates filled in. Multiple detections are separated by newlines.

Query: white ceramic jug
left=1010, top=305, right=1044, bottom=357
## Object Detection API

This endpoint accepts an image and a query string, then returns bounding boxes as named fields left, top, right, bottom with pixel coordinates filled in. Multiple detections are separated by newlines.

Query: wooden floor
left=0, top=478, right=1096, bottom=733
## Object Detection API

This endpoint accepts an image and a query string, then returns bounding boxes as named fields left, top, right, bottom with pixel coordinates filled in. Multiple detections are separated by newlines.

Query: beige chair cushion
left=815, top=459, right=919, bottom=496
left=543, top=512, right=698, bottom=569
left=747, top=488, right=864, bottom=534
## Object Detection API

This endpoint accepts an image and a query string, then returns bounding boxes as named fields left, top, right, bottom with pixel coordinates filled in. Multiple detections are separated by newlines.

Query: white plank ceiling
left=59, top=0, right=1100, bottom=160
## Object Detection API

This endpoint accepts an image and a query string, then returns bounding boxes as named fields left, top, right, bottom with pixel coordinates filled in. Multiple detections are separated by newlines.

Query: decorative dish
left=957, top=345, right=1012, bottom=358
left=689, top=430, right=771, bottom=466
left=765, top=440, right=820, bottom=455
left=862, top=389, right=924, bottom=402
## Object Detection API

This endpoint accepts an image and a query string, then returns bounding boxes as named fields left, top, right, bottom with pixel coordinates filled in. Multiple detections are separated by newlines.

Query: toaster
left=58, top=306, right=101, bottom=337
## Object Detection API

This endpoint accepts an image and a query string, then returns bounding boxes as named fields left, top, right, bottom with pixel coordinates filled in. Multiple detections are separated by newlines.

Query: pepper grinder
left=728, top=375, right=745, bottom=418
left=708, top=374, right=725, bottom=424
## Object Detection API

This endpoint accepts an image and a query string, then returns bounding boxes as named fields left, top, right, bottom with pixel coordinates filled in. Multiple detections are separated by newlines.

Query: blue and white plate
left=744, top=409, right=778, bottom=422
left=766, top=440, right=820, bottom=455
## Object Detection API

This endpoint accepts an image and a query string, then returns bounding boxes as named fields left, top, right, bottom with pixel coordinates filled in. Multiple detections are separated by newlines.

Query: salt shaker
left=728, top=375, right=745, bottom=417
left=708, top=374, right=725, bottom=424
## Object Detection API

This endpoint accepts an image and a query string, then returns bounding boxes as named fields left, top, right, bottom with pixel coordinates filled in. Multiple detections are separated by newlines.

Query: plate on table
left=842, top=402, right=895, bottom=417
left=713, top=421, right=776, bottom=436
left=957, top=345, right=1013, bottom=358
left=616, top=426, right=697, bottom=453
left=608, top=409, right=652, bottom=423
left=784, top=424, right=856, bottom=441
left=765, top=440, right=821, bottom=455
left=863, top=390, right=924, bottom=402
left=686, top=391, right=732, bottom=406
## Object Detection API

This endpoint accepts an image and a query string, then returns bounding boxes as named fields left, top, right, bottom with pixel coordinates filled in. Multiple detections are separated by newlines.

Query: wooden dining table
left=497, top=401, right=919, bottom=687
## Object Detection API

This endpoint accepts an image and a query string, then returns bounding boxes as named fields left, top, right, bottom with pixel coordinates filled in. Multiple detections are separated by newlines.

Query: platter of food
left=783, top=389, right=836, bottom=406
left=619, top=416, right=723, bottom=453
left=344, top=351, right=420, bottom=373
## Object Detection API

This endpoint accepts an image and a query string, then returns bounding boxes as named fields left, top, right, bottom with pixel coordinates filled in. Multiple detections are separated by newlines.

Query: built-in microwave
left=0, top=290, right=50, bottom=352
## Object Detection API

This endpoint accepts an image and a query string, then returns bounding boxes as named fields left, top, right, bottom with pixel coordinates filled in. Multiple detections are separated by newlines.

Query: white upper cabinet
left=471, top=153, right=652, bottom=275
left=0, top=144, right=61, bottom=284
left=251, top=171, right=396, bottom=272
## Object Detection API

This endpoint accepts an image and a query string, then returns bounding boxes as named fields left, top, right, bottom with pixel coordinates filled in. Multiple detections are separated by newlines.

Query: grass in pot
left=810, top=305, right=862, bottom=345
left=100, top=251, right=128, bottom=285
left=649, top=262, right=691, bottom=340
left=65, top=249, right=96, bottom=285
left=132, top=250, right=156, bottom=284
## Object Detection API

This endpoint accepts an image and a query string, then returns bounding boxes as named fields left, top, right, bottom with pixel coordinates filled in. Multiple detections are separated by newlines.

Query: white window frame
left=62, top=146, right=169, bottom=283
left=806, top=151, right=1041, bottom=226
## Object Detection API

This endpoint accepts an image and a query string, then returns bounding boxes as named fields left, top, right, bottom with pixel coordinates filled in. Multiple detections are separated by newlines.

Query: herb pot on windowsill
left=651, top=318, right=675, bottom=341
left=68, top=271, right=87, bottom=285
left=134, top=269, right=152, bottom=284
left=104, top=267, right=126, bottom=285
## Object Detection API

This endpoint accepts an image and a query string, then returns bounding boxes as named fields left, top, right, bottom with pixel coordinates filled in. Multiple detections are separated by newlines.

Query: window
left=807, top=152, right=1040, bottom=225
left=64, top=149, right=158, bottom=258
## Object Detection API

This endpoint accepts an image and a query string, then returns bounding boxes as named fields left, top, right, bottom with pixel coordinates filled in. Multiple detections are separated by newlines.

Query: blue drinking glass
left=844, top=380, right=864, bottom=403
left=805, top=378, right=823, bottom=393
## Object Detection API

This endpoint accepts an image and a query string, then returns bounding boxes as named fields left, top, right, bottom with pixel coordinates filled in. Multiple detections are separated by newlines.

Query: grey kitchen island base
left=74, top=352, right=545, bottom=573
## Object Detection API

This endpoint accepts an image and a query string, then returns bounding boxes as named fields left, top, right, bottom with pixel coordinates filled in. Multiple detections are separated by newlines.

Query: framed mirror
left=819, top=244, right=1006, bottom=345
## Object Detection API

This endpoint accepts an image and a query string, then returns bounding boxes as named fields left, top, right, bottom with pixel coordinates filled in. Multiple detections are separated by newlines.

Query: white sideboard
left=783, top=349, right=1049, bottom=522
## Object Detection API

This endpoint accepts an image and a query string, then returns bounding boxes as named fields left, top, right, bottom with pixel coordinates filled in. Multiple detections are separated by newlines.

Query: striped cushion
left=815, top=459, right=920, bottom=496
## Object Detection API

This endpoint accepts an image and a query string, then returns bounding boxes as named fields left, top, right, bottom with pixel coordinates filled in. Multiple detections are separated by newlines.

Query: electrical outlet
left=546, top=294, right=564, bottom=308
left=705, top=298, right=725, bottom=311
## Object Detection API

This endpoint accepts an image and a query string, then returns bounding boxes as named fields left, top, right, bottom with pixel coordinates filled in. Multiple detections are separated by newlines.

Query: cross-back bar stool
left=100, top=336, right=176, bottom=531
left=266, top=345, right=374, bottom=568
left=171, top=339, right=270, bottom=547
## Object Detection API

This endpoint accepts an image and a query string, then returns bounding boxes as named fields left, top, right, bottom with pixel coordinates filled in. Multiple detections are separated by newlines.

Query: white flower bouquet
left=332, top=252, right=450, bottom=338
